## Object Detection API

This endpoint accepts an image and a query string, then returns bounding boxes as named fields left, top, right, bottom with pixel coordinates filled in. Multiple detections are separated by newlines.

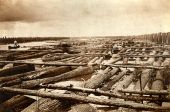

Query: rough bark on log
left=0, top=64, right=35, bottom=77
left=84, top=67, right=114, bottom=89
left=22, top=64, right=116, bottom=112
left=0, top=60, right=87, bottom=66
left=143, top=70, right=165, bottom=112
left=0, top=87, right=170, bottom=111
left=118, top=89, right=168, bottom=95
left=122, top=73, right=135, bottom=89
left=38, top=84, right=170, bottom=102
left=104, top=64, right=163, bottom=70
left=1, top=66, right=72, bottom=86
left=103, top=69, right=129, bottom=91
left=134, top=69, right=154, bottom=90
left=0, top=67, right=56, bottom=83
left=42, top=54, right=73, bottom=62
left=12, top=66, right=98, bottom=89
left=1, top=58, right=98, bottom=110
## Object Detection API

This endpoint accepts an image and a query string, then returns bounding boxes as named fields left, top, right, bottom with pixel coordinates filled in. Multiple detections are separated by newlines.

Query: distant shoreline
left=0, top=37, right=69, bottom=44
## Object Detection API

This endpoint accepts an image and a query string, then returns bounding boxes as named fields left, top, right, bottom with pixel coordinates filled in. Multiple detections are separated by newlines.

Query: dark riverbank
left=0, top=37, right=69, bottom=44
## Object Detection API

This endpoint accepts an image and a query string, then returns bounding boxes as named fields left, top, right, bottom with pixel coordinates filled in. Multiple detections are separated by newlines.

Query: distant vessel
left=8, top=40, right=20, bottom=49
left=8, top=45, right=20, bottom=49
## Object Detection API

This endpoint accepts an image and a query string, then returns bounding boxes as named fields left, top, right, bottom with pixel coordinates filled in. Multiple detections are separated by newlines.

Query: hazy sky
left=0, top=0, right=170, bottom=37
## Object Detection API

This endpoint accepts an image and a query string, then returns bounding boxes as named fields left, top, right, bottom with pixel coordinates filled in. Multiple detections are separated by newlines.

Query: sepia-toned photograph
left=0, top=0, right=170, bottom=112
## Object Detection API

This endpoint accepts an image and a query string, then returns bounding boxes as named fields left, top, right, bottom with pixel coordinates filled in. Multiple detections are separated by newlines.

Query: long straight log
left=1, top=66, right=72, bottom=87
left=15, top=52, right=53, bottom=60
left=42, top=54, right=74, bottom=62
left=103, top=69, right=129, bottom=91
left=12, top=66, right=98, bottom=89
left=104, top=64, right=164, bottom=70
left=38, top=84, right=170, bottom=102
left=120, top=55, right=170, bottom=58
left=0, top=60, right=87, bottom=66
left=118, top=89, right=168, bottom=95
left=143, top=70, right=165, bottom=112
left=0, top=67, right=52, bottom=83
left=0, top=87, right=170, bottom=111
left=60, top=56, right=79, bottom=62
left=134, top=69, right=154, bottom=90
left=0, top=49, right=63, bottom=52
left=0, top=64, right=35, bottom=77
left=122, top=73, right=135, bottom=89
left=84, top=67, right=111, bottom=88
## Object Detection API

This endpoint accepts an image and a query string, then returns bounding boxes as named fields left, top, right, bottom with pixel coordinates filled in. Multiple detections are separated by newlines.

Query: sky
left=0, top=0, right=170, bottom=37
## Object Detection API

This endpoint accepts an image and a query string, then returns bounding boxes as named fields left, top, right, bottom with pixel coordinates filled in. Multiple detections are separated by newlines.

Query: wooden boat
left=8, top=45, right=20, bottom=49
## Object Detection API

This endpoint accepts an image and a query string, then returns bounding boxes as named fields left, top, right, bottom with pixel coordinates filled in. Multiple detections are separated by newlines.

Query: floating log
left=0, top=67, right=52, bottom=83
left=22, top=63, right=117, bottom=112
left=59, top=56, right=79, bottom=62
left=118, top=89, right=168, bottom=95
left=134, top=69, right=154, bottom=90
left=120, top=54, right=170, bottom=58
left=0, top=64, right=35, bottom=77
left=0, top=60, right=87, bottom=66
left=12, top=66, right=98, bottom=89
left=1, top=95, right=34, bottom=112
left=42, top=54, right=74, bottom=62
left=84, top=67, right=118, bottom=89
left=1, top=66, right=72, bottom=86
left=1, top=95, right=29, bottom=108
left=0, top=49, right=63, bottom=52
left=15, top=51, right=55, bottom=60
left=38, top=84, right=170, bottom=102
left=122, top=73, right=135, bottom=89
left=144, top=70, right=165, bottom=112
left=1, top=65, right=97, bottom=110
left=103, top=64, right=164, bottom=70
left=0, top=87, right=170, bottom=111
left=101, top=69, right=129, bottom=91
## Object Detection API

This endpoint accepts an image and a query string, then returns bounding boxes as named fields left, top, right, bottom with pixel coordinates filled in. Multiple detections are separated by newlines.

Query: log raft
left=0, top=38, right=170, bottom=112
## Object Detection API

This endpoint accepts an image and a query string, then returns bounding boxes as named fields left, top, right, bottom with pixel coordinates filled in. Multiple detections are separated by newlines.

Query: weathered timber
left=0, top=60, right=87, bottom=66
left=88, top=57, right=99, bottom=65
left=1, top=95, right=30, bottom=108
left=0, top=49, right=63, bottom=52
left=12, top=66, right=98, bottom=89
left=68, top=104, right=97, bottom=112
left=103, top=69, right=130, bottom=91
left=0, top=64, right=35, bottom=77
left=103, top=64, right=164, bottom=70
left=42, top=53, right=110, bottom=62
left=2, top=58, right=98, bottom=110
left=134, top=69, right=154, bottom=90
left=143, top=70, right=165, bottom=112
left=15, top=51, right=54, bottom=60
left=60, top=56, right=79, bottom=62
left=118, top=89, right=168, bottom=95
left=1, top=66, right=72, bottom=86
left=42, top=54, right=74, bottom=62
left=38, top=84, right=170, bottom=102
left=122, top=73, right=135, bottom=89
left=0, top=87, right=170, bottom=111
left=95, top=57, right=104, bottom=64
left=151, top=70, right=164, bottom=91
left=120, top=54, right=170, bottom=58
left=22, top=62, right=117, bottom=112
left=102, top=57, right=122, bottom=65
left=0, top=67, right=52, bottom=83
left=84, top=67, right=118, bottom=89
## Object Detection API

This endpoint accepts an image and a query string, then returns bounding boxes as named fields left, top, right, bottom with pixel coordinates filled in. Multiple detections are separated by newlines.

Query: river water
left=0, top=41, right=58, bottom=50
